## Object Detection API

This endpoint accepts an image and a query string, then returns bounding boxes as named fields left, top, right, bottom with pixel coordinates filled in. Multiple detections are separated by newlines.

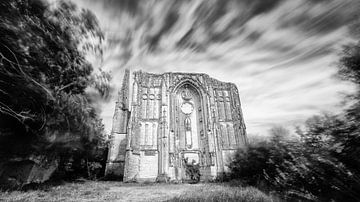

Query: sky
left=74, top=0, right=359, bottom=137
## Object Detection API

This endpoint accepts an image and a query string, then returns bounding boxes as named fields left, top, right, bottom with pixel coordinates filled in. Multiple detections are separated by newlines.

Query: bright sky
left=74, top=0, right=358, bottom=137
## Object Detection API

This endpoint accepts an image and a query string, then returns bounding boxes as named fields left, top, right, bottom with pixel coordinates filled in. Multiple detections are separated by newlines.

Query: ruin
left=105, top=69, right=247, bottom=181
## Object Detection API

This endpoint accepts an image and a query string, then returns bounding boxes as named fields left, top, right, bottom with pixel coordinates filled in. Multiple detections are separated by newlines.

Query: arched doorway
left=172, top=83, right=205, bottom=181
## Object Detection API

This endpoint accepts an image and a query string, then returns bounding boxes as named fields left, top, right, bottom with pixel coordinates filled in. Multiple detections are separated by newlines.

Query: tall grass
left=166, top=184, right=275, bottom=202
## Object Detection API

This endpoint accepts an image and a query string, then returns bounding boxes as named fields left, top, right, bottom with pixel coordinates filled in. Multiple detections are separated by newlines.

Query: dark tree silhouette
left=0, top=0, right=109, bottom=182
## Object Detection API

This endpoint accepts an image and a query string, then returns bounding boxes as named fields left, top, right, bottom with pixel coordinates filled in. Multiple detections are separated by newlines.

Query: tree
left=0, top=0, right=109, bottom=182
left=230, top=123, right=360, bottom=201
left=337, top=42, right=360, bottom=172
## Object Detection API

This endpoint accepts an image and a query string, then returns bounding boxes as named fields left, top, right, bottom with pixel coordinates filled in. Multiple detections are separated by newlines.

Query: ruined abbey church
left=105, top=70, right=247, bottom=181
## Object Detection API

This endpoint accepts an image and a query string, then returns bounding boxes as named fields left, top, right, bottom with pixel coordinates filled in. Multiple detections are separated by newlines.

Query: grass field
left=0, top=181, right=275, bottom=202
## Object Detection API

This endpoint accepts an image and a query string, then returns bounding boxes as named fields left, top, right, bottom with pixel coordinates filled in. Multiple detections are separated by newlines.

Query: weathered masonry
left=105, top=69, right=247, bottom=182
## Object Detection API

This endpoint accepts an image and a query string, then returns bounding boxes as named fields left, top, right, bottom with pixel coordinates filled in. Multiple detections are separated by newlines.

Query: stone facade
left=105, top=70, right=247, bottom=181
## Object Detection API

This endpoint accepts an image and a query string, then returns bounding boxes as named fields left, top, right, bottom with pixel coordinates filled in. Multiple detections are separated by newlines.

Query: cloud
left=74, top=0, right=358, bottom=136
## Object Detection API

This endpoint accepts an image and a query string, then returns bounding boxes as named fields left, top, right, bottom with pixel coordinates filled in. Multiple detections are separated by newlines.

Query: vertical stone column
left=105, top=69, right=130, bottom=178
left=124, top=71, right=142, bottom=181
left=207, top=84, right=218, bottom=178
left=211, top=87, right=225, bottom=174
left=157, top=79, right=170, bottom=181
left=230, top=83, right=248, bottom=147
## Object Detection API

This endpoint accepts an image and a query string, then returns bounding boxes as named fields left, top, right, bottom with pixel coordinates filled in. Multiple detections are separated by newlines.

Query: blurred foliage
left=229, top=25, right=360, bottom=202
left=230, top=122, right=360, bottom=201
left=0, top=0, right=109, bottom=181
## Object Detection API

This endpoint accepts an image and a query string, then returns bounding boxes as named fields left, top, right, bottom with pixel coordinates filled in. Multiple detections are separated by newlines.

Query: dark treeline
left=229, top=42, right=360, bottom=201
left=0, top=0, right=110, bottom=187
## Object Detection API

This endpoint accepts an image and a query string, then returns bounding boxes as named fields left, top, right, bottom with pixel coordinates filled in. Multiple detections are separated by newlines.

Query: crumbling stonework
left=106, top=70, right=247, bottom=181
left=0, top=156, right=58, bottom=188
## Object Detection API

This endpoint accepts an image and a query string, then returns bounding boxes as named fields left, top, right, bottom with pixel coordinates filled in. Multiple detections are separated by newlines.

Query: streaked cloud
left=75, top=0, right=358, bottom=136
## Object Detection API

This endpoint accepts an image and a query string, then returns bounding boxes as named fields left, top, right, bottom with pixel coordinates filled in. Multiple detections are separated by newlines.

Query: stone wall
left=105, top=133, right=127, bottom=177
left=0, top=157, right=58, bottom=188
left=123, top=151, right=140, bottom=182
left=110, top=70, right=247, bottom=181
left=105, top=69, right=130, bottom=178
left=138, top=151, right=158, bottom=181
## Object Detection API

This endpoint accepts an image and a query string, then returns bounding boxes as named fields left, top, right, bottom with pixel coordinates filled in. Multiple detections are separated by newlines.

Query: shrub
left=183, top=158, right=201, bottom=183
left=230, top=123, right=360, bottom=201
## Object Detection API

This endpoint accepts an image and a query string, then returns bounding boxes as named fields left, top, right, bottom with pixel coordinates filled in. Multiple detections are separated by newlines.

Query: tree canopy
left=0, top=0, right=109, bottom=162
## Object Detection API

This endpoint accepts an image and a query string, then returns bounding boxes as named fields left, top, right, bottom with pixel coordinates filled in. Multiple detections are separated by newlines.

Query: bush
left=230, top=123, right=360, bottom=201
left=229, top=141, right=271, bottom=187
left=183, top=158, right=201, bottom=183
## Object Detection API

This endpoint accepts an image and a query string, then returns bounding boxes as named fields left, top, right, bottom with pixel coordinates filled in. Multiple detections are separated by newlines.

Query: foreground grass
left=166, top=185, right=273, bottom=202
left=0, top=181, right=275, bottom=202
